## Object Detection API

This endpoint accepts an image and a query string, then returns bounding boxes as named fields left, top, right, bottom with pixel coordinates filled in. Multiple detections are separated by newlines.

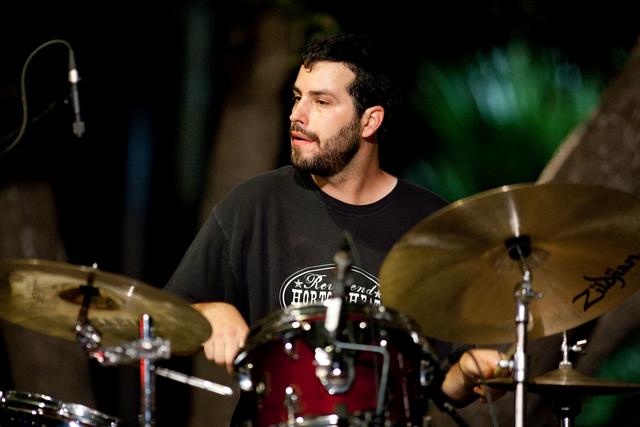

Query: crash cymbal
left=485, top=364, right=640, bottom=395
left=0, top=258, right=211, bottom=355
left=380, top=182, right=640, bottom=344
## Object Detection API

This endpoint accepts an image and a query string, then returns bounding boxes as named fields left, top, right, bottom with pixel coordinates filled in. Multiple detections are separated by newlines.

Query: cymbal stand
left=77, top=310, right=170, bottom=427
left=553, top=396, right=582, bottom=427
left=72, top=270, right=167, bottom=427
left=88, top=319, right=234, bottom=425
left=77, top=312, right=232, bottom=426
left=73, top=267, right=102, bottom=352
left=92, top=314, right=174, bottom=427
left=72, top=271, right=232, bottom=426
left=553, top=332, right=587, bottom=427
left=139, top=314, right=157, bottom=427
left=506, top=236, right=542, bottom=427
left=559, top=331, right=587, bottom=369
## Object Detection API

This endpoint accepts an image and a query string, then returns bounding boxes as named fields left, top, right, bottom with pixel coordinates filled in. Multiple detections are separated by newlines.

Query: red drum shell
left=234, top=304, right=431, bottom=426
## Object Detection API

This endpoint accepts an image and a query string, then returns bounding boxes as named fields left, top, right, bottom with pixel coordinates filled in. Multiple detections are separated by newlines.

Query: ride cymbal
left=380, top=183, right=640, bottom=344
left=0, top=258, right=211, bottom=355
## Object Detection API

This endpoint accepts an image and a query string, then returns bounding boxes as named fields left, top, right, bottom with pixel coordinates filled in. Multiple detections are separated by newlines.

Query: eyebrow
left=292, top=86, right=337, bottom=98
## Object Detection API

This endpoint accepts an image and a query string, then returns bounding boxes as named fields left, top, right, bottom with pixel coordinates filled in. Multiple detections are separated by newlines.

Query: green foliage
left=575, top=333, right=640, bottom=426
left=406, top=41, right=604, bottom=201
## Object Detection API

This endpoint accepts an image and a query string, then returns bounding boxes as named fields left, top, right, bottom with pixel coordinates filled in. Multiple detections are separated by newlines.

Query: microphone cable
left=1, top=38, right=81, bottom=156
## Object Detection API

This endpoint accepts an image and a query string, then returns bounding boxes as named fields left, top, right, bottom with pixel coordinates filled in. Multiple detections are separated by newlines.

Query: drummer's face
left=289, top=61, right=362, bottom=177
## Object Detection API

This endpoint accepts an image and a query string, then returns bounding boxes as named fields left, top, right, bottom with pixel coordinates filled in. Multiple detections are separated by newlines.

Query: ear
left=360, top=105, right=385, bottom=139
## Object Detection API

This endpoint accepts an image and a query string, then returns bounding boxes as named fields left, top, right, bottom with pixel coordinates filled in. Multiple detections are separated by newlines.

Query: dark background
left=1, top=1, right=639, bottom=425
left=2, top=1, right=637, bottom=285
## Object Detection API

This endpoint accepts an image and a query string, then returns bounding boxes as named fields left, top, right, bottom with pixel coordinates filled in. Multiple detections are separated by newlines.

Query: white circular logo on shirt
left=279, top=264, right=381, bottom=309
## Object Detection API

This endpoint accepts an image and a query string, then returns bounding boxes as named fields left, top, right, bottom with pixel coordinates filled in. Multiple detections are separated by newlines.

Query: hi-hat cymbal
left=485, top=364, right=640, bottom=395
left=380, top=183, right=640, bottom=344
left=0, top=258, right=211, bottom=355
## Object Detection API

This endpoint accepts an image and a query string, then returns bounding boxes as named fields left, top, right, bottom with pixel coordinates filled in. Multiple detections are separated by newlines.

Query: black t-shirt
left=165, top=166, right=455, bottom=425
left=165, top=165, right=448, bottom=326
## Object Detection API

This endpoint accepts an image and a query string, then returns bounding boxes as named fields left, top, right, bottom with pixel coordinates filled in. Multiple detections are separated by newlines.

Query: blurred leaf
left=409, top=40, right=606, bottom=201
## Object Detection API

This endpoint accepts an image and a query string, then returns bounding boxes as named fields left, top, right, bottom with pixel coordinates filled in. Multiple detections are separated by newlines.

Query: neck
left=311, top=144, right=397, bottom=205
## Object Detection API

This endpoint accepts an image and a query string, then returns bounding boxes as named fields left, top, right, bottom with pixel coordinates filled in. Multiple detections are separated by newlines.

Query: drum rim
left=234, top=303, right=425, bottom=367
left=0, top=389, right=121, bottom=425
left=254, top=303, right=420, bottom=335
left=273, top=413, right=367, bottom=426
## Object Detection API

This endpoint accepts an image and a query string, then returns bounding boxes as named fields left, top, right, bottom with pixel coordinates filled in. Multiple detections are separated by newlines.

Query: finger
left=474, top=385, right=491, bottom=400
left=202, top=338, right=216, bottom=361
left=225, top=337, right=240, bottom=373
left=213, top=330, right=227, bottom=366
left=238, top=328, right=248, bottom=349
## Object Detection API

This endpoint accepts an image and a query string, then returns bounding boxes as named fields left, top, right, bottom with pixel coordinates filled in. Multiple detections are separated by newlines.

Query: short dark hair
left=300, top=33, right=399, bottom=139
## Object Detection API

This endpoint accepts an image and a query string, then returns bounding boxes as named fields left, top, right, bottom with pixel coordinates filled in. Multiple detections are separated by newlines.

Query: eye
left=292, top=95, right=301, bottom=104
left=315, top=99, right=329, bottom=106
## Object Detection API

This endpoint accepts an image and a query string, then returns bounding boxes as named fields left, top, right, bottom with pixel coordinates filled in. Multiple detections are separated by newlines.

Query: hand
left=192, top=302, right=250, bottom=373
left=442, top=348, right=509, bottom=405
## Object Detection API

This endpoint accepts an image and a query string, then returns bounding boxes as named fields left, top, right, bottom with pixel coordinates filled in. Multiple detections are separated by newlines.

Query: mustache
left=290, top=123, right=319, bottom=143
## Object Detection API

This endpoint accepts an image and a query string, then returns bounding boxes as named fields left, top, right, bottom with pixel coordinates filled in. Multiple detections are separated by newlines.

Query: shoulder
left=210, top=166, right=306, bottom=223
left=220, top=166, right=297, bottom=204
left=382, top=178, right=449, bottom=233
left=395, top=178, right=449, bottom=208
left=235, top=165, right=296, bottom=191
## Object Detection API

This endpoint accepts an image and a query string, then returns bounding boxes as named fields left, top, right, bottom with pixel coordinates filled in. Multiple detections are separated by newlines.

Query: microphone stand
left=317, top=237, right=391, bottom=426
left=316, top=240, right=354, bottom=394
left=324, top=240, right=351, bottom=342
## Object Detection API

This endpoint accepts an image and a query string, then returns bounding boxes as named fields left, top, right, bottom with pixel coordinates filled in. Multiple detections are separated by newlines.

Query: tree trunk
left=188, top=10, right=295, bottom=427
left=200, top=11, right=293, bottom=221
left=538, top=43, right=640, bottom=196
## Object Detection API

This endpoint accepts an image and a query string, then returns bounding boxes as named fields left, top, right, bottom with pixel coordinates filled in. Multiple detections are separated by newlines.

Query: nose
left=289, top=98, right=308, bottom=125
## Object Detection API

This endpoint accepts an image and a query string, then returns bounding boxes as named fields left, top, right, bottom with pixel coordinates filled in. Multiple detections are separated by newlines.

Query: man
left=165, top=33, right=503, bottom=421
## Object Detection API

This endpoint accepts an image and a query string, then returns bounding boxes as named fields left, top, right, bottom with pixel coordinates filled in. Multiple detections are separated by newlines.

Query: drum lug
left=237, top=364, right=254, bottom=392
left=283, top=332, right=299, bottom=359
left=420, top=359, right=435, bottom=388
left=419, top=354, right=445, bottom=391
left=313, top=347, right=355, bottom=394
left=284, top=385, right=300, bottom=425
left=238, top=366, right=266, bottom=397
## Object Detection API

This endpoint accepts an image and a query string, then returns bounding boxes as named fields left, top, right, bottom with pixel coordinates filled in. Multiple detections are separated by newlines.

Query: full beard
left=290, top=118, right=361, bottom=177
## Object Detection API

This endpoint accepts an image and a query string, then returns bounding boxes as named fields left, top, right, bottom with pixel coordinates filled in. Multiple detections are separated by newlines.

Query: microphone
left=316, top=236, right=355, bottom=394
left=68, top=48, right=85, bottom=138
left=324, top=236, right=353, bottom=341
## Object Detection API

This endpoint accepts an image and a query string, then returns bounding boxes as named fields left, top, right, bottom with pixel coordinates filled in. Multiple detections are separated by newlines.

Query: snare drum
left=234, top=304, right=435, bottom=426
left=0, top=390, right=121, bottom=426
